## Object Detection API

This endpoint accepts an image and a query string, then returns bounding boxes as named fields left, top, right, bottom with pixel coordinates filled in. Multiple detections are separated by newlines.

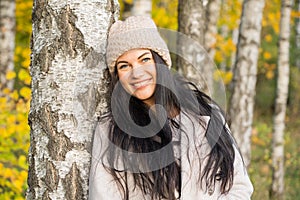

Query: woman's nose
left=131, top=65, right=144, bottom=78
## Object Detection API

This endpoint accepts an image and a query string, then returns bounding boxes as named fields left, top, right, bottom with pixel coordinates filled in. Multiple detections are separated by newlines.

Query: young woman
left=89, top=16, right=253, bottom=200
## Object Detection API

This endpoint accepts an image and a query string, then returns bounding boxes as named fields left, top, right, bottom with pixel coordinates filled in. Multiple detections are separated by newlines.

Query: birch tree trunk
left=26, top=0, right=119, bottom=199
left=228, top=0, right=265, bottom=167
left=203, top=0, right=221, bottom=94
left=177, top=0, right=209, bottom=93
left=204, top=0, right=221, bottom=60
left=270, top=0, right=292, bottom=199
left=0, top=0, right=16, bottom=93
left=131, top=0, right=152, bottom=17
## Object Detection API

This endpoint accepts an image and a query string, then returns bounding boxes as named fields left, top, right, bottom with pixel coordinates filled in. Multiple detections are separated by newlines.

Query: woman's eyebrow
left=138, top=52, right=151, bottom=60
left=116, top=60, right=128, bottom=65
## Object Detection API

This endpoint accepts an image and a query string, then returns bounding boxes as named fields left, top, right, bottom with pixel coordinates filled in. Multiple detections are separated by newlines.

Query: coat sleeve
left=88, top=121, right=122, bottom=200
left=218, top=147, right=254, bottom=200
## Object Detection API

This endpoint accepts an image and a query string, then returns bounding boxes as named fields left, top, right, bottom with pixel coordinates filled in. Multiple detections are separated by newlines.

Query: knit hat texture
left=106, top=16, right=172, bottom=73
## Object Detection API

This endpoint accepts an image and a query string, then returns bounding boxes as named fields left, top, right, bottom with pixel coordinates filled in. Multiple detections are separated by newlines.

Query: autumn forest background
left=0, top=0, right=300, bottom=199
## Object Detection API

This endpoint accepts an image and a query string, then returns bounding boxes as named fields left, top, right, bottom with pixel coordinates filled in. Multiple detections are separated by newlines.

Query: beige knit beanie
left=106, top=16, right=172, bottom=73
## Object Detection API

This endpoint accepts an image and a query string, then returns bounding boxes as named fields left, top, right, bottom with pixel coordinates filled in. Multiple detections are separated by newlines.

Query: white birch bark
left=177, top=0, right=209, bottom=93
left=26, top=0, right=119, bottom=199
left=271, top=0, right=292, bottom=199
left=204, top=0, right=221, bottom=60
left=229, top=0, right=265, bottom=167
left=203, top=0, right=221, bottom=94
left=230, top=28, right=239, bottom=71
left=0, top=0, right=15, bottom=92
left=131, top=0, right=152, bottom=17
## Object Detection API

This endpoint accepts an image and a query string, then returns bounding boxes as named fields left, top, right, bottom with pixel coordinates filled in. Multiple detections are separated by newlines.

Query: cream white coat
left=89, top=113, right=253, bottom=200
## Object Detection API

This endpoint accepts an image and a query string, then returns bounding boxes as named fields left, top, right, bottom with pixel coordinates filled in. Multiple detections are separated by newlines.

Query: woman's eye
left=142, top=57, right=151, bottom=63
left=118, top=64, right=128, bottom=70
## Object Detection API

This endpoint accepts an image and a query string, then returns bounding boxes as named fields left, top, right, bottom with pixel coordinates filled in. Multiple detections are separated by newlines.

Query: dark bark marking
left=63, top=163, right=84, bottom=200
left=42, top=190, right=51, bottom=200
left=31, top=0, right=56, bottom=73
left=38, top=104, right=73, bottom=160
left=26, top=130, right=37, bottom=200
left=85, top=48, right=103, bottom=69
left=44, top=161, right=59, bottom=192
left=32, top=2, right=90, bottom=74
left=55, top=5, right=86, bottom=59
left=77, top=83, right=101, bottom=118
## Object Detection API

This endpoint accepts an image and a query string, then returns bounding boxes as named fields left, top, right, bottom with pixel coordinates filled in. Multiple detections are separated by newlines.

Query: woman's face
left=116, top=49, right=157, bottom=106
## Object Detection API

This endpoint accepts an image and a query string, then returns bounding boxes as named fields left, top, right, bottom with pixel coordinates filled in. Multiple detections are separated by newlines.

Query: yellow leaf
left=6, top=71, right=16, bottom=80
left=4, top=168, right=13, bottom=179
left=10, top=90, right=19, bottom=100
left=21, top=48, right=31, bottom=59
left=123, top=0, right=133, bottom=4
left=14, top=179, right=23, bottom=192
left=213, top=70, right=224, bottom=82
left=273, top=24, right=280, bottom=34
left=224, top=72, right=233, bottom=85
left=214, top=51, right=223, bottom=63
left=7, top=115, right=16, bottom=124
left=3, top=88, right=11, bottom=95
left=0, top=97, right=7, bottom=105
left=18, top=69, right=30, bottom=81
left=266, top=70, right=274, bottom=79
left=262, top=19, right=267, bottom=27
left=263, top=52, right=272, bottom=60
left=20, top=87, right=31, bottom=99
left=22, top=59, right=31, bottom=68
left=291, top=11, right=300, bottom=18
left=265, top=34, right=272, bottom=42
left=15, top=46, right=22, bottom=55
left=18, top=156, right=27, bottom=169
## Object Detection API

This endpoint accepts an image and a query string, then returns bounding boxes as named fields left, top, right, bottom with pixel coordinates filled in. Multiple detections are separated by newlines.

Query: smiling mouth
left=131, top=78, right=153, bottom=89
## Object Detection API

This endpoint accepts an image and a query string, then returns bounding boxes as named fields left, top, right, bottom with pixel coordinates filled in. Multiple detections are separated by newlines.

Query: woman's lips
left=131, top=78, right=153, bottom=89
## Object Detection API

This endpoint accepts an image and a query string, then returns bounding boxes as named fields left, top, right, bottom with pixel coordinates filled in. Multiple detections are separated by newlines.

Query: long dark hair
left=101, top=50, right=235, bottom=199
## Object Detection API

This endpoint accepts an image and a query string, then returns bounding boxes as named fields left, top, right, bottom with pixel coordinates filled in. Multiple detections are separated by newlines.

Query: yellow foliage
left=152, top=0, right=178, bottom=30
left=123, top=0, right=133, bottom=4
left=10, top=90, right=19, bottom=101
left=2, top=88, right=11, bottom=95
left=214, top=51, right=223, bottom=63
left=18, top=69, right=31, bottom=83
left=263, top=0, right=281, bottom=34
left=22, top=58, right=31, bottom=69
left=20, top=87, right=31, bottom=99
left=263, top=51, right=272, bottom=60
left=266, top=70, right=274, bottom=79
left=291, top=11, right=300, bottom=18
left=264, top=34, right=272, bottom=42
left=21, top=48, right=31, bottom=59
left=213, top=70, right=233, bottom=85
left=1, top=2, right=32, bottom=199
left=252, top=135, right=266, bottom=146
left=6, top=71, right=16, bottom=80
left=0, top=91, right=29, bottom=198
left=15, top=46, right=23, bottom=55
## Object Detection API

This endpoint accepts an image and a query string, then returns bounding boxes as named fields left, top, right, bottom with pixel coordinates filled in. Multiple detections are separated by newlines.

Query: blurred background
left=0, top=0, right=299, bottom=199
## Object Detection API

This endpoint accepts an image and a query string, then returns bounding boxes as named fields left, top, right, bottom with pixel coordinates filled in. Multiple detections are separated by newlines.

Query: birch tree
left=0, top=0, right=16, bottom=93
left=204, top=0, right=221, bottom=61
left=177, top=0, right=209, bottom=92
left=229, top=0, right=265, bottom=167
left=270, top=0, right=293, bottom=199
left=26, top=0, right=119, bottom=199
left=202, top=0, right=221, bottom=94
left=131, top=0, right=152, bottom=17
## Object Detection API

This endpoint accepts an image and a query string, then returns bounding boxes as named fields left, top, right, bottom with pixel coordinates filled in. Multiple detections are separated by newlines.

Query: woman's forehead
left=117, top=48, right=152, bottom=61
